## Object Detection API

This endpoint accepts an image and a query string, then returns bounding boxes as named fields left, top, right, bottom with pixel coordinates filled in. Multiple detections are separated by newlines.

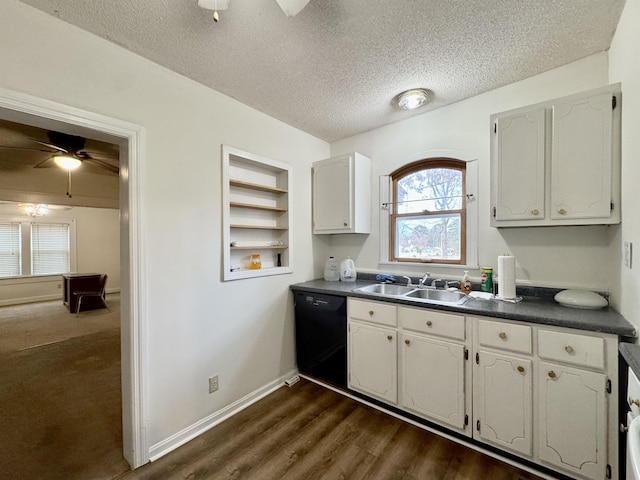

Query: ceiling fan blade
left=84, top=158, right=119, bottom=175
left=78, top=149, right=119, bottom=159
left=275, top=0, right=310, bottom=17
left=33, top=157, right=56, bottom=168
left=27, top=138, right=68, bottom=153
left=0, top=146, right=57, bottom=153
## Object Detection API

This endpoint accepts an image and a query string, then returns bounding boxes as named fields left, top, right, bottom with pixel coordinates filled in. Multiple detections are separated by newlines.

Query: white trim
left=0, top=87, right=147, bottom=467
left=148, top=369, right=299, bottom=461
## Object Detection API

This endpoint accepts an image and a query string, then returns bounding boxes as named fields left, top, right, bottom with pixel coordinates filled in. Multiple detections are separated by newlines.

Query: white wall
left=0, top=205, right=120, bottom=306
left=609, top=0, right=640, bottom=329
left=0, top=0, right=329, bottom=456
left=328, top=53, right=618, bottom=292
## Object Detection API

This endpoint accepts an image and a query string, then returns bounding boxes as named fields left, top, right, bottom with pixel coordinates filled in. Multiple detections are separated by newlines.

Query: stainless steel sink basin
left=404, top=288, right=469, bottom=305
left=353, top=284, right=416, bottom=296
left=353, top=283, right=469, bottom=305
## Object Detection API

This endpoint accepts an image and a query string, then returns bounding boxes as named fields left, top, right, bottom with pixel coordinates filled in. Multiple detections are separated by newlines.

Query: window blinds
left=0, top=222, right=21, bottom=277
left=31, top=223, right=70, bottom=275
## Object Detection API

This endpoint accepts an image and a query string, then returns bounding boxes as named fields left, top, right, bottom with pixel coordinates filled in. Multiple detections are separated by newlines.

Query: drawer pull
left=558, top=208, right=567, bottom=215
left=405, top=339, right=411, bottom=345
left=498, top=332, right=507, bottom=340
left=387, top=335, right=393, bottom=341
left=548, top=370, right=557, bottom=379
left=343, top=222, right=348, bottom=227
left=369, top=310, right=374, bottom=316
left=517, top=366, right=525, bottom=373
left=531, top=208, right=539, bottom=216
left=564, top=345, right=574, bottom=354
left=426, top=321, right=433, bottom=327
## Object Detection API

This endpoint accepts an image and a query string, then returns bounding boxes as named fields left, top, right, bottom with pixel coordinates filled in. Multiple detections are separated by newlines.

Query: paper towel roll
left=498, top=255, right=516, bottom=300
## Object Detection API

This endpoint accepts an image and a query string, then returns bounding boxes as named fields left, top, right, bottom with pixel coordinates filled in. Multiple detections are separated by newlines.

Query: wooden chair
left=75, top=274, right=108, bottom=315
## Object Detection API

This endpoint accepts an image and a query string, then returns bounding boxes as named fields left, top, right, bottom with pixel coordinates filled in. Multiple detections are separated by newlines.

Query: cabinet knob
left=405, top=339, right=411, bottom=345
left=387, top=335, right=393, bottom=341
left=426, top=321, right=433, bottom=327
left=531, top=209, right=539, bottom=216
left=343, top=222, right=348, bottom=227
left=558, top=208, right=567, bottom=215
left=548, top=370, right=556, bottom=379
left=517, top=366, right=525, bottom=373
left=498, top=332, right=507, bottom=340
left=564, top=345, right=574, bottom=354
left=369, top=310, right=374, bottom=316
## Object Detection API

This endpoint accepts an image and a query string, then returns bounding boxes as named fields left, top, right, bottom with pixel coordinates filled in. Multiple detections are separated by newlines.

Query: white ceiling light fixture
left=396, top=88, right=431, bottom=110
left=53, top=155, right=82, bottom=171
left=22, top=203, right=49, bottom=217
left=197, top=0, right=310, bottom=21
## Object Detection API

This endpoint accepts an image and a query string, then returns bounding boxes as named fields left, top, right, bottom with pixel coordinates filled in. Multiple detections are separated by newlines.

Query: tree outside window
left=390, top=159, right=466, bottom=264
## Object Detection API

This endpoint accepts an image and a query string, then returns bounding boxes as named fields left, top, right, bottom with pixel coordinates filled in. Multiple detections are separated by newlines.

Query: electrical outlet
left=209, top=375, right=219, bottom=393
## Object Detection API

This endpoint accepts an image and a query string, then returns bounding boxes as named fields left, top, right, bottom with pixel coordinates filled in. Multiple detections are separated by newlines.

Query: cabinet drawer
left=478, top=319, right=532, bottom=354
left=399, top=307, right=465, bottom=341
left=538, top=329, right=605, bottom=370
left=348, top=298, right=397, bottom=327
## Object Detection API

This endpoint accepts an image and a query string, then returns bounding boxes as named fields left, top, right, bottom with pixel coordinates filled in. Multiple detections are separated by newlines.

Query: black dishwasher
left=294, top=291, right=347, bottom=389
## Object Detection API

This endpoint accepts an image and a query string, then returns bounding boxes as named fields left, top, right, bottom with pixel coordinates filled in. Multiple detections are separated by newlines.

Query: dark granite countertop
left=620, top=343, right=640, bottom=377
left=291, top=279, right=637, bottom=339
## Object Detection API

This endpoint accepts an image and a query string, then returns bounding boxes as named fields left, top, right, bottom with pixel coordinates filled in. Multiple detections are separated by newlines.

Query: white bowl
left=554, top=289, right=608, bottom=309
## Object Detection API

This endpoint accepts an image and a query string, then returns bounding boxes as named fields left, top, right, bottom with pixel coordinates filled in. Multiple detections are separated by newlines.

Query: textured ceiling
left=15, top=0, right=626, bottom=142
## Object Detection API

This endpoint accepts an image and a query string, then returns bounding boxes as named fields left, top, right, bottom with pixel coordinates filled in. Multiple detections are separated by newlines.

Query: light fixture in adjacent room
left=22, top=204, right=49, bottom=217
left=395, top=88, right=430, bottom=110
left=53, top=155, right=82, bottom=171
left=197, top=0, right=310, bottom=21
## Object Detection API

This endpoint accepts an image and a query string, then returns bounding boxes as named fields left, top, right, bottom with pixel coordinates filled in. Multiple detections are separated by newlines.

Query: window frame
left=390, top=158, right=467, bottom=265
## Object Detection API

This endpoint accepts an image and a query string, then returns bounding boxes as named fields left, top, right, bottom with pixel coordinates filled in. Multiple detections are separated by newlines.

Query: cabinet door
left=401, top=333, right=466, bottom=430
left=494, top=107, right=546, bottom=222
left=475, top=351, right=532, bottom=457
left=551, top=91, right=613, bottom=220
left=313, top=155, right=352, bottom=233
left=348, top=321, right=397, bottom=404
left=538, top=361, right=607, bottom=480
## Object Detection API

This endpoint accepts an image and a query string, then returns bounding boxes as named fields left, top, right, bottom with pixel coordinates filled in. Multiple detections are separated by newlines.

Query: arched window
left=390, top=158, right=466, bottom=264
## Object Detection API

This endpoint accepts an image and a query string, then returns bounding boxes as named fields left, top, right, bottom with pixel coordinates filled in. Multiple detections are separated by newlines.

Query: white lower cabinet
left=348, top=320, right=398, bottom=403
left=538, top=362, right=608, bottom=480
left=347, top=301, right=618, bottom=480
left=475, top=350, right=533, bottom=456
left=401, top=332, right=467, bottom=430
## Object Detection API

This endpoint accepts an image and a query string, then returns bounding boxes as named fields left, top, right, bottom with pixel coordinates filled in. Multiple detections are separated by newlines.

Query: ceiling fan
left=198, top=0, right=310, bottom=21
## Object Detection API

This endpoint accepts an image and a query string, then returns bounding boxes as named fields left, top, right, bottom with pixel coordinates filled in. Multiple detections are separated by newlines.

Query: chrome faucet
left=402, top=276, right=413, bottom=286
left=431, top=278, right=446, bottom=289
left=418, top=272, right=431, bottom=288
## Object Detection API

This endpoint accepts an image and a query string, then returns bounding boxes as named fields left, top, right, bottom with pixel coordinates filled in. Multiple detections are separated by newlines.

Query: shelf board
left=230, top=202, right=287, bottom=213
left=230, top=179, right=288, bottom=194
left=230, top=245, right=288, bottom=250
left=230, top=224, right=288, bottom=230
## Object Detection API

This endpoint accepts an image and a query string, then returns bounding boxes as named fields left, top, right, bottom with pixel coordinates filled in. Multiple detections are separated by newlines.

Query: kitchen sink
left=404, top=288, right=469, bottom=305
left=353, top=284, right=416, bottom=296
left=353, top=284, right=469, bottom=306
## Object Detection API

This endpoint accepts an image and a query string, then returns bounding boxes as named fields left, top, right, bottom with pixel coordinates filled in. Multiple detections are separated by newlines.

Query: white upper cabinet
left=491, top=84, right=621, bottom=227
left=313, top=152, right=371, bottom=234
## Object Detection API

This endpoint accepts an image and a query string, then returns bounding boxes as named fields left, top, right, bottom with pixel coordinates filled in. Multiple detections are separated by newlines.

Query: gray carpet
left=0, top=296, right=129, bottom=480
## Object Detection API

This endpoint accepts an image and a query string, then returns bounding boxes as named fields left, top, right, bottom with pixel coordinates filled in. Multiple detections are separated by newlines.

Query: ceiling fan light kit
left=396, top=88, right=431, bottom=110
left=53, top=155, right=82, bottom=171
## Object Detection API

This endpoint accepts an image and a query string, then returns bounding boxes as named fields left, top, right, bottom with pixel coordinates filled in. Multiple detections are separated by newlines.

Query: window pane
left=31, top=223, right=70, bottom=275
left=395, top=214, right=461, bottom=260
left=0, top=222, right=21, bottom=277
left=397, top=168, right=462, bottom=213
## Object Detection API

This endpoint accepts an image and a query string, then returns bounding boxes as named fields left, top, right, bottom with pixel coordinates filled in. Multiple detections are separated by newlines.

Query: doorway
left=0, top=87, right=146, bottom=469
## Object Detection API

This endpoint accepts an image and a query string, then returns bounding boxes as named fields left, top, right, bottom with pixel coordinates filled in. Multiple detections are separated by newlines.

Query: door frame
left=0, top=86, right=148, bottom=468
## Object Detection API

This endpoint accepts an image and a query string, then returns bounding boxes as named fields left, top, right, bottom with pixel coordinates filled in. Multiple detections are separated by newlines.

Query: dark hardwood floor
left=117, top=379, right=544, bottom=480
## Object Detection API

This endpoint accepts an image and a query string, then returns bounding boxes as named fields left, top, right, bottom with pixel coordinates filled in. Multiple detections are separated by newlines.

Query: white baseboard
left=0, top=293, right=61, bottom=307
left=148, top=368, right=299, bottom=462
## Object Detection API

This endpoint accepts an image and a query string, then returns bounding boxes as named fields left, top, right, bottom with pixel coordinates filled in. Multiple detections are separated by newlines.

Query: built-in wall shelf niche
left=222, top=145, right=292, bottom=281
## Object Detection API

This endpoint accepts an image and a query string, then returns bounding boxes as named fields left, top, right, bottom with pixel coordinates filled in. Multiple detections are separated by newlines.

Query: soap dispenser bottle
left=461, top=270, right=472, bottom=294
